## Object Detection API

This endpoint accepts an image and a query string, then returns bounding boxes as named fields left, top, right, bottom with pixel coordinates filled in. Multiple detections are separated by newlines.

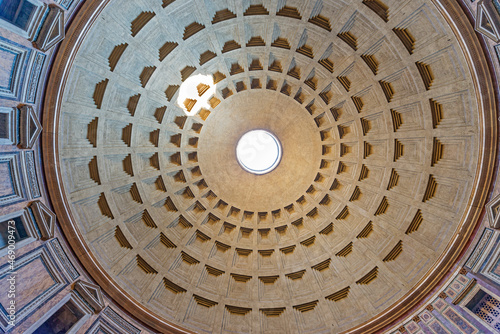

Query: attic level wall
left=385, top=266, right=500, bottom=333
left=0, top=0, right=499, bottom=334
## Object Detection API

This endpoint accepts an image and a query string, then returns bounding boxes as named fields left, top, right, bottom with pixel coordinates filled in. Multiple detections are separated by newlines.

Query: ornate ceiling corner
left=73, top=280, right=106, bottom=313
left=19, top=105, right=42, bottom=149
left=486, top=193, right=500, bottom=229
left=34, top=5, right=65, bottom=52
left=475, top=1, right=500, bottom=42
left=29, top=200, right=56, bottom=240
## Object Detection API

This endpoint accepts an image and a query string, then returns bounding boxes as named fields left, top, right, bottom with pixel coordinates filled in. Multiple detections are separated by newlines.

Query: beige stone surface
left=45, top=0, right=495, bottom=332
left=199, top=91, right=321, bottom=212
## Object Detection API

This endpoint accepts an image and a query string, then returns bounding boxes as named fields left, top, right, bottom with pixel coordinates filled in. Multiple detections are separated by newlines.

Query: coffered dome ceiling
left=43, top=0, right=497, bottom=333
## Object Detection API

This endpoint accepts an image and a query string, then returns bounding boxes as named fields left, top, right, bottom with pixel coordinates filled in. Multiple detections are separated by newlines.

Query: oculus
left=236, top=130, right=282, bottom=175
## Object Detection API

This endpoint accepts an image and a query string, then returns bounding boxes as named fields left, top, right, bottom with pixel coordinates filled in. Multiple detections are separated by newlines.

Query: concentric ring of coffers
left=44, top=0, right=497, bottom=333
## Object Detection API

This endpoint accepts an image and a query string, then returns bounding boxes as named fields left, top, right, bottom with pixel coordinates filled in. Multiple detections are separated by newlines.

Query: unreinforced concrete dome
left=43, top=0, right=497, bottom=333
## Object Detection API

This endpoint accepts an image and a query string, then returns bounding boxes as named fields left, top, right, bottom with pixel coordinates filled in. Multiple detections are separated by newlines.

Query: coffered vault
left=42, top=0, right=497, bottom=332
left=1, top=0, right=500, bottom=333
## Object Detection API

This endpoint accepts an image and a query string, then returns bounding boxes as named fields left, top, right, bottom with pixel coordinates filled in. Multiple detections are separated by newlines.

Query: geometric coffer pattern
left=55, top=0, right=482, bottom=333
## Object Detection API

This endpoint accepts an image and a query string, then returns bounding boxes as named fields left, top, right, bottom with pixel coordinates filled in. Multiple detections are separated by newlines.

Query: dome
left=43, top=0, right=496, bottom=332
left=1, top=0, right=499, bottom=333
